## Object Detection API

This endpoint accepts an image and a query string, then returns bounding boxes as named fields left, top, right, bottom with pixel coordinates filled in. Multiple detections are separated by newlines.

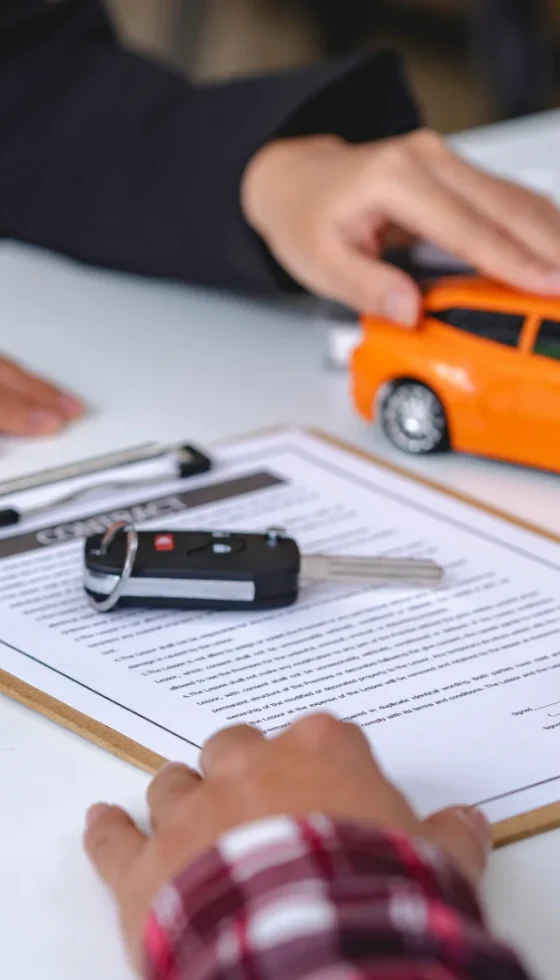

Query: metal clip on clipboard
left=0, top=442, right=213, bottom=528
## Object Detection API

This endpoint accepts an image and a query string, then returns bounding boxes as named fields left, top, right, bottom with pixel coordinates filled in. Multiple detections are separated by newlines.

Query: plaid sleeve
left=144, top=814, right=532, bottom=980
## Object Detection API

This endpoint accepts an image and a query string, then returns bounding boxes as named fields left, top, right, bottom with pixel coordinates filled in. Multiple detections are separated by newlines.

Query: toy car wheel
left=381, top=382, right=450, bottom=455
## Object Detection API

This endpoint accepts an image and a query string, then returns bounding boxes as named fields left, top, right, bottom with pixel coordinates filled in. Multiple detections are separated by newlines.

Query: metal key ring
left=86, top=520, right=139, bottom=612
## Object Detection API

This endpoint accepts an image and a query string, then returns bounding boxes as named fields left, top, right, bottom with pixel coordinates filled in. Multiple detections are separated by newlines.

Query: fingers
left=201, top=724, right=266, bottom=778
left=422, top=806, right=493, bottom=886
left=0, top=356, right=82, bottom=419
left=429, top=150, right=560, bottom=271
left=200, top=714, right=374, bottom=780
left=284, top=712, right=374, bottom=759
left=376, top=156, right=560, bottom=295
left=0, top=389, right=62, bottom=436
left=0, top=356, right=83, bottom=436
left=84, top=803, right=147, bottom=894
left=244, top=129, right=560, bottom=320
left=147, top=763, right=201, bottom=831
left=314, top=245, right=421, bottom=325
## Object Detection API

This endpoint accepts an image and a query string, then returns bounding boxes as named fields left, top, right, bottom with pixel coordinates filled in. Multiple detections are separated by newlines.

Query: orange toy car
left=351, top=276, right=560, bottom=473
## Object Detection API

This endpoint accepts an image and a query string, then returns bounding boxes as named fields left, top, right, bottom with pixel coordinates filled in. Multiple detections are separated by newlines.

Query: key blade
left=300, top=554, right=444, bottom=588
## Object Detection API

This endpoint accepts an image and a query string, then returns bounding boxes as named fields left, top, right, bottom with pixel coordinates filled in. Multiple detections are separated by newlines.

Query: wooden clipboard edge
left=492, top=804, right=560, bottom=847
left=0, top=667, right=165, bottom=775
left=2, top=424, right=560, bottom=847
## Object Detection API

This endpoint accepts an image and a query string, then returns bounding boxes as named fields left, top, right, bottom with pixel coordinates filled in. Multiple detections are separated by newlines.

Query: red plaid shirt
left=144, top=815, right=530, bottom=980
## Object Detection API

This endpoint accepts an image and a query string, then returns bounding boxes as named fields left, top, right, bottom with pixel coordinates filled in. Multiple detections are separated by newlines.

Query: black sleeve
left=0, top=0, right=420, bottom=293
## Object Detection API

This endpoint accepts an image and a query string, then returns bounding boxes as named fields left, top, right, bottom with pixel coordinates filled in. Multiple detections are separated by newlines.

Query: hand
left=0, top=354, right=83, bottom=435
left=242, top=129, right=560, bottom=325
left=84, top=713, right=492, bottom=972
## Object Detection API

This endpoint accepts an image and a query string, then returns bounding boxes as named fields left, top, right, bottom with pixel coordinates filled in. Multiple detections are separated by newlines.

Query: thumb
left=422, top=806, right=493, bottom=886
left=317, top=245, right=421, bottom=326
left=84, top=803, right=147, bottom=895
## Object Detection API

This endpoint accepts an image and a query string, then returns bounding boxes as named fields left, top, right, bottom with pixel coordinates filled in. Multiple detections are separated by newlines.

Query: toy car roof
left=424, top=276, right=560, bottom=316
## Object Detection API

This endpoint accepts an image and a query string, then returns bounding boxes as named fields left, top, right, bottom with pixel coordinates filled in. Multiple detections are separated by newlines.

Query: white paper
left=2, top=429, right=560, bottom=824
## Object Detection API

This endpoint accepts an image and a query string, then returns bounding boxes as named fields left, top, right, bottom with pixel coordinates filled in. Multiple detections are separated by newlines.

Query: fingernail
left=28, top=410, right=63, bottom=434
left=384, top=291, right=419, bottom=327
left=455, top=806, right=493, bottom=855
left=58, top=394, right=83, bottom=419
left=86, top=803, right=110, bottom=829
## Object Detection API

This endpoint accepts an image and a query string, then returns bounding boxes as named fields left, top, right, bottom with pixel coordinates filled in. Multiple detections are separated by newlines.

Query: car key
left=84, top=521, right=444, bottom=613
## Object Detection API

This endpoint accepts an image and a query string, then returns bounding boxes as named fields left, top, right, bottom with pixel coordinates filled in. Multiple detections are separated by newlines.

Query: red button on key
left=154, top=534, right=174, bottom=552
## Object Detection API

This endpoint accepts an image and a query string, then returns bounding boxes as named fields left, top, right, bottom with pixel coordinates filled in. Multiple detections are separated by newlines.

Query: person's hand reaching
left=0, top=354, right=83, bottom=435
left=84, top=713, right=492, bottom=973
left=242, top=129, right=560, bottom=325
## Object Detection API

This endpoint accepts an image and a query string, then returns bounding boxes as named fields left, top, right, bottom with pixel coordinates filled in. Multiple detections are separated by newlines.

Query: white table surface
left=2, top=110, right=560, bottom=980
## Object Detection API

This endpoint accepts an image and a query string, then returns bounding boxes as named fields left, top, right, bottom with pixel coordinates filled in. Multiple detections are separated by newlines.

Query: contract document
left=1, top=429, right=560, bottom=828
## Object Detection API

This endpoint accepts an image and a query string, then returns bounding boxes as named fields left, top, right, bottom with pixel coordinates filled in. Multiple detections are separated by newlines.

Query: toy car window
left=534, top=319, right=560, bottom=361
left=430, top=308, right=524, bottom=346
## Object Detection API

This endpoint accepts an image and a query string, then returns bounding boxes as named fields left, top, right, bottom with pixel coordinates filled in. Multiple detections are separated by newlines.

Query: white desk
left=2, top=111, right=560, bottom=980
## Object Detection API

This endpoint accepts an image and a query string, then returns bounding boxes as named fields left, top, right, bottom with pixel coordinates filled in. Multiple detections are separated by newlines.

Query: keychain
left=84, top=521, right=444, bottom=613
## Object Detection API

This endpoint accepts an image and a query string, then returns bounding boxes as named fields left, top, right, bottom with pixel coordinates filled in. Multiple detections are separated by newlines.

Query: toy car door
left=426, top=305, right=525, bottom=458
left=518, top=316, right=560, bottom=472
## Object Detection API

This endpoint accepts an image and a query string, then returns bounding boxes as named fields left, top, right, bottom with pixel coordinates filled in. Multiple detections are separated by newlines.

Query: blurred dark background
left=109, top=0, right=558, bottom=132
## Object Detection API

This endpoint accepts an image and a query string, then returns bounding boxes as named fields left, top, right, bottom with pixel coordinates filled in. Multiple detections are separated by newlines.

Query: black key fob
left=84, top=527, right=301, bottom=612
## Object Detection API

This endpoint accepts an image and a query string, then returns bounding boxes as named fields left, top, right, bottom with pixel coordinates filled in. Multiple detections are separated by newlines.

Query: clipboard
left=2, top=425, right=560, bottom=850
